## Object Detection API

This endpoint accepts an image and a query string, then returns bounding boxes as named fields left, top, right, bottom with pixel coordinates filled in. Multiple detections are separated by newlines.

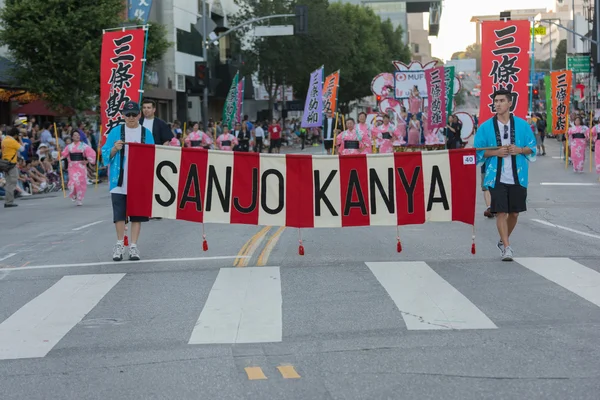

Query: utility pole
left=202, top=0, right=209, bottom=127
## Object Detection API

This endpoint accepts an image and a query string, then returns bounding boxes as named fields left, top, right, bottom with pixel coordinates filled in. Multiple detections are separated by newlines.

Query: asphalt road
left=0, top=138, right=599, bottom=400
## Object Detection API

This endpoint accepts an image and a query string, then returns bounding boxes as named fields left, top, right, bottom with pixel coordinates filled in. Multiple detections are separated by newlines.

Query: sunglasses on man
left=503, top=124, right=509, bottom=140
left=125, top=113, right=138, bottom=118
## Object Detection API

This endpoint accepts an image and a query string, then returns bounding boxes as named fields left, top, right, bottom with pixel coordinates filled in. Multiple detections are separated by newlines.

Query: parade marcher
left=216, top=127, right=238, bottom=151
left=407, top=114, right=421, bottom=145
left=335, top=118, right=371, bottom=155
left=322, top=111, right=342, bottom=153
left=235, top=122, right=252, bottom=152
left=408, top=85, right=422, bottom=116
left=101, top=101, right=155, bottom=261
left=536, top=115, right=547, bottom=156
left=268, top=119, right=282, bottom=154
left=567, top=117, right=588, bottom=173
left=184, top=122, right=212, bottom=149
left=139, top=99, right=174, bottom=146
left=375, top=114, right=403, bottom=153
left=474, top=89, right=537, bottom=261
left=355, top=112, right=373, bottom=154
left=591, top=120, right=600, bottom=181
left=61, top=131, right=96, bottom=206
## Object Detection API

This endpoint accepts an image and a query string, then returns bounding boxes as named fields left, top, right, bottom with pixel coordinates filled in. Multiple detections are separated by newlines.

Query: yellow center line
left=277, top=365, right=301, bottom=379
left=257, top=226, right=286, bottom=266
left=234, top=226, right=271, bottom=267
left=244, top=366, right=268, bottom=380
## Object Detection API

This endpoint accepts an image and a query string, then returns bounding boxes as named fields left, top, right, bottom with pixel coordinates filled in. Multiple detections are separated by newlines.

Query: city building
left=407, top=13, right=432, bottom=63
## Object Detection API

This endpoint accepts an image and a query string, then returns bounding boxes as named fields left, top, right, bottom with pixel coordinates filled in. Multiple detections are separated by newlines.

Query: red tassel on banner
left=471, top=227, right=476, bottom=255
left=202, top=224, right=208, bottom=251
left=124, top=236, right=129, bottom=247
left=298, top=228, right=305, bottom=256
left=397, top=239, right=402, bottom=253
left=471, top=242, right=476, bottom=254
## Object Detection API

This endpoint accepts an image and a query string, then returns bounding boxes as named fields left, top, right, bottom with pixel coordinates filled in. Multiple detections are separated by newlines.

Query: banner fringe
left=202, top=223, right=208, bottom=251
left=396, top=225, right=402, bottom=253
left=298, top=229, right=305, bottom=256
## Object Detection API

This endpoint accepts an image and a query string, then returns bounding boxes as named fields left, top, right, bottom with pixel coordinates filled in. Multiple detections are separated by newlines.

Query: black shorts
left=111, top=193, right=149, bottom=223
left=489, top=183, right=527, bottom=214
left=270, top=138, right=281, bottom=148
left=324, top=140, right=333, bottom=150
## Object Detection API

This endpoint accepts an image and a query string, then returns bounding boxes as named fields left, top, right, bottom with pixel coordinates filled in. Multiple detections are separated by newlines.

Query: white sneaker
left=129, top=245, right=140, bottom=261
left=502, top=246, right=514, bottom=262
left=112, top=242, right=125, bottom=261
left=497, top=240, right=505, bottom=255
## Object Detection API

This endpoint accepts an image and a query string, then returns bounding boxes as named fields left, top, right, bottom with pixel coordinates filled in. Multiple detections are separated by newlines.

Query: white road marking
left=366, top=261, right=497, bottom=330
left=0, top=274, right=125, bottom=360
left=72, top=221, right=104, bottom=231
left=0, top=253, right=16, bottom=262
left=531, top=219, right=600, bottom=240
left=189, top=267, right=282, bottom=344
left=539, top=182, right=597, bottom=186
left=0, top=256, right=248, bottom=272
left=515, top=258, right=600, bottom=308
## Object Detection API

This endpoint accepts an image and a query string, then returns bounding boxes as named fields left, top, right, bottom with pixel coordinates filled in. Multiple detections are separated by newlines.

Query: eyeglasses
left=124, top=113, right=137, bottom=118
left=503, top=124, right=509, bottom=140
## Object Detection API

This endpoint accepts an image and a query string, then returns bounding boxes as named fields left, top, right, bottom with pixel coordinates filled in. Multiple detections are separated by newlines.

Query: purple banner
left=425, top=66, right=446, bottom=129
left=301, top=67, right=324, bottom=128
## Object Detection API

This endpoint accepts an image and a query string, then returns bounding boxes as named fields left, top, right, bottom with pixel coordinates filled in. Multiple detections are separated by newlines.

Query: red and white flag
left=126, top=146, right=477, bottom=228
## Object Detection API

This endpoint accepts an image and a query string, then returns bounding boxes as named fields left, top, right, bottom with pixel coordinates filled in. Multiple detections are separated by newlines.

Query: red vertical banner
left=550, top=70, right=572, bottom=135
left=479, top=20, right=530, bottom=123
left=230, top=151, right=260, bottom=225
left=100, top=28, right=146, bottom=147
left=176, top=148, right=209, bottom=223
left=339, top=155, right=370, bottom=227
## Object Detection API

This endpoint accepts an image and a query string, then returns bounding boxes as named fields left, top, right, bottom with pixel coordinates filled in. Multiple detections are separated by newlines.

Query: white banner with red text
left=126, top=144, right=477, bottom=228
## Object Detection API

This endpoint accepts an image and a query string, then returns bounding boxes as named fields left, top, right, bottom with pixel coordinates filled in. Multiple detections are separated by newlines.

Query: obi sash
left=190, top=140, right=202, bottom=147
left=381, top=132, right=392, bottom=140
left=221, top=140, right=232, bottom=147
left=344, top=140, right=359, bottom=149
left=69, top=153, right=85, bottom=161
left=572, top=133, right=585, bottom=139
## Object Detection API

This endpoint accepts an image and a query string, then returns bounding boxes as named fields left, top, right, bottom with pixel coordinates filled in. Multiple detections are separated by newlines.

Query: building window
left=412, top=43, right=420, bottom=53
left=177, top=28, right=203, bottom=58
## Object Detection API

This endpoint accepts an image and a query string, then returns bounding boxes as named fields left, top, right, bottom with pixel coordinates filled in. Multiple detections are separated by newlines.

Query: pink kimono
left=407, top=120, right=421, bottom=145
left=591, top=125, right=600, bottom=174
left=374, top=123, right=402, bottom=153
left=185, top=130, right=213, bottom=148
left=356, top=123, right=372, bottom=154
left=217, top=133, right=239, bottom=151
left=568, top=126, right=589, bottom=172
left=408, top=95, right=422, bottom=114
left=61, top=142, right=96, bottom=202
left=336, top=129, right=371, bottom=155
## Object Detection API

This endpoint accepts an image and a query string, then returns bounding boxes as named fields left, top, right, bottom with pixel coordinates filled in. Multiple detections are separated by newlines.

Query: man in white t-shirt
left=253, top=124, right=264, bottom=153
left=101, top=101, right=155, bottom=261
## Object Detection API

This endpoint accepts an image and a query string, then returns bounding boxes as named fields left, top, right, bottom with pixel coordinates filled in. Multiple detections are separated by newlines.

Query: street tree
left=553, top=39, right=567, bottom=70
left=0, top=0, right=171, bottom=113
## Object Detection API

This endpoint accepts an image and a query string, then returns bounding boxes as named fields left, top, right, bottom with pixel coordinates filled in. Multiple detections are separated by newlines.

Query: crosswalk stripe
left=366, top=261, right=498, bottom=330
left=515, top=257, right=600, bottom=308
left=0, top=274, right=125, bottom=360
left=188, top=267, right=282, bottom=344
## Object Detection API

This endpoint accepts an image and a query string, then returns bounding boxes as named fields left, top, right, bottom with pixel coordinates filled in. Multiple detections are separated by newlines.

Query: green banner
left=544, top=74, right=552, bottom=134
left=444, top=66, right=455, bottom=117
left=222, top=71, right=239, bottom=130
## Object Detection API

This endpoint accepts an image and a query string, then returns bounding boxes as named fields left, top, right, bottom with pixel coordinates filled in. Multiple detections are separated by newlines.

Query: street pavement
left=0, top=138, right=599, bottom=399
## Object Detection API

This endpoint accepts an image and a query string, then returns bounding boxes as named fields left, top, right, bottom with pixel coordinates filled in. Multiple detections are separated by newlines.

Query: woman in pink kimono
left=567, top=117, right=589, bottom=173
left=375, top=114, right=402, bottom=153
left=60, top=131, right=96, bottom=206
left=591, top=120, right=600, bottom=180
left=335, top=118, right=371, bottom=155
left=408, top=86, right=422, bottom=115
left=407, top=114, right=421, bottom=146
left=185, top=122, right=213, bottom=149
left=356, top=112, right=373, bottom=154
left=216, top=127, right=239, bottom=151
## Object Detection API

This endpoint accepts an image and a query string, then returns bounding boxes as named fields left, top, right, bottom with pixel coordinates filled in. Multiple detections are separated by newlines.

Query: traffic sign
left=567, top=55, right=591, bottom=73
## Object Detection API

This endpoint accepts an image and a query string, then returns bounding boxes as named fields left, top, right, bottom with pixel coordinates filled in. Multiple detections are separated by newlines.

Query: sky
left=429, top=0, right=556, bottom=61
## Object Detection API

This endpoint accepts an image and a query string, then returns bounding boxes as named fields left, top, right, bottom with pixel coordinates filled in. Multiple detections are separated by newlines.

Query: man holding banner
left=102, top=101, right=155, bottom=262
left=474, top=89, right=536, bottom=262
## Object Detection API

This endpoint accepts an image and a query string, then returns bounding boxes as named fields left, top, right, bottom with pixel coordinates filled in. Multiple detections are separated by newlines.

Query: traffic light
left=294, top=5, right=308, bottom=35
left=533, top=87, right=539, bottom=100
left=195, top=61, right=209, bottom=88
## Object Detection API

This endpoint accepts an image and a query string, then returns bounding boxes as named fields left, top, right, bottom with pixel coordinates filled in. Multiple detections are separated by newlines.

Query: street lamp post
left=202, top=0, right=209, bottom=127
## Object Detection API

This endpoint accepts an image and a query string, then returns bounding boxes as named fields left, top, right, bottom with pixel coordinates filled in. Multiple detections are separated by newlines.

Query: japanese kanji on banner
left=301, top=66, right=324, bottom=128
left=100, top=28, right=146, bottom=147
left=425, top=66, right=446, bottom=129
left=222, top=71, right=239, bottom=129
left=126, top=145, right=477, bottom=228
left=550, top=70, right=572, bottom=135
left=322, top=71, right=340, bottom=114
left=444, top=66, right=455, bottom=117
left=480, top=20, right=530, bottom=123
